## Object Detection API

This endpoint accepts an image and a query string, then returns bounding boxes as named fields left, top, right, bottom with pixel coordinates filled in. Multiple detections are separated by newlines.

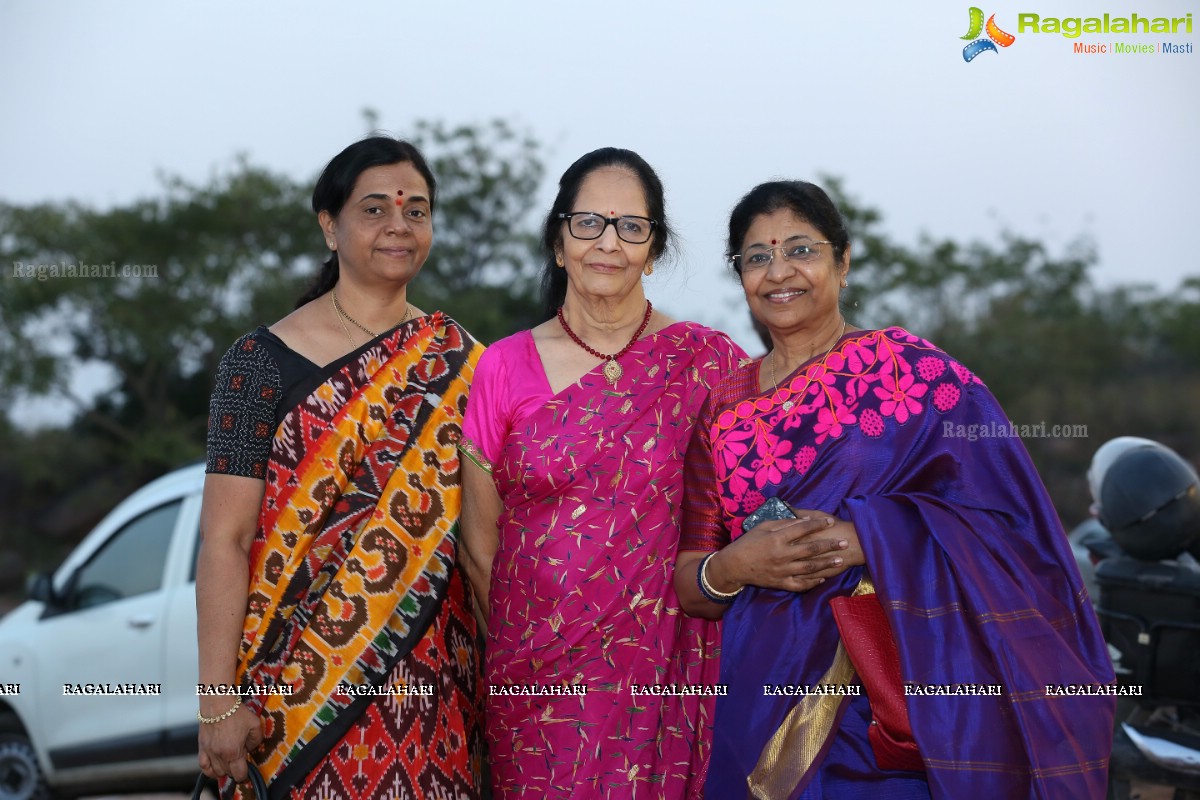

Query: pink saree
left=463, top=322, right=745, bottom=798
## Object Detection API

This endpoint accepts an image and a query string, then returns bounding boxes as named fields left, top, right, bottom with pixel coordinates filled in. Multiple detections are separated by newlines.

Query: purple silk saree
left=474, top=322, right=744, bottom=798
left=682, top=327, right=1114, bottom=799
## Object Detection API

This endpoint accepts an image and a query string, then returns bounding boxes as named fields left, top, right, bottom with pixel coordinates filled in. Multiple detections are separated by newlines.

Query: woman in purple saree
left=460, top=148, right=744, bottom=798
left=677, top=181, right=1115, bottom=799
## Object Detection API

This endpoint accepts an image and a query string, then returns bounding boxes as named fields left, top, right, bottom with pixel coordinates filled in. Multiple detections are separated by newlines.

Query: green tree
left=825, top=178, right=1200, bottom=520
left=408, top=118, right=546, bottom=340
left=0, top=161, right=317, bottom=473
left=0, top=120, right=545, bottom=469
left=0, top=120, right=546, bottom=579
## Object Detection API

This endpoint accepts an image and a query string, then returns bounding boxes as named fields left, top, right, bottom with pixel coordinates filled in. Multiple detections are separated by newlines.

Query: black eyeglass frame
left=557, top=212, right=658, bottom=244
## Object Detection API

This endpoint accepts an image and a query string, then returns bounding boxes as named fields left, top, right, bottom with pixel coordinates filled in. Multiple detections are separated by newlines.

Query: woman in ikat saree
left=677, top=180, right=1115, bottom=799
left=199, top=137, right=484, bottom=799
left=459, top=148, right=745, bottom=798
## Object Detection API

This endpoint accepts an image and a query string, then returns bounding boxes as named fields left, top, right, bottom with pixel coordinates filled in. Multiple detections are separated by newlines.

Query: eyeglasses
left=558, top=212, right=657, bottom=245
left=731, top=239, right=833, bottom=271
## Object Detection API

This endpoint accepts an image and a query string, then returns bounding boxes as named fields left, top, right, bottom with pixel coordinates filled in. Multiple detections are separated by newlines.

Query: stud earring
left=644, top=262, right=654, bottom=276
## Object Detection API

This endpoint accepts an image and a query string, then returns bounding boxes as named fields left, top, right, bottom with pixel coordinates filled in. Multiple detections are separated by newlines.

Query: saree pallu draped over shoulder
left=697, top=327, right=1114, bottom=800
left=227, top=313, right=484, bottom=800
left=486, top=323, right=743, bottom=800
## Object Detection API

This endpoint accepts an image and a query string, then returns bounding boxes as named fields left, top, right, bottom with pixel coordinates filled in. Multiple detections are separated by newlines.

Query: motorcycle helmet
left=1087, top=436, right=1161, bottom=511
left=1095, top=440, right=1200, bottom=561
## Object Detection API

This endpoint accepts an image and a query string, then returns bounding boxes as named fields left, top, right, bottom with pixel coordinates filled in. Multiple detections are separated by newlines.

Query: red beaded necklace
left=556, top=300, right=653, bottom=384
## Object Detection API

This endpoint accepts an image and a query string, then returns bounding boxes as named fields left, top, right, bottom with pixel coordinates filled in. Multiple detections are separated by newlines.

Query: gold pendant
left=603, top=359, right=622, bottom=384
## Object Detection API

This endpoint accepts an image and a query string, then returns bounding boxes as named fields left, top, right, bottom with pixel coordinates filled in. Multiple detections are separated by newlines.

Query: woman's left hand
left=787, top=508, right=865, bottom=585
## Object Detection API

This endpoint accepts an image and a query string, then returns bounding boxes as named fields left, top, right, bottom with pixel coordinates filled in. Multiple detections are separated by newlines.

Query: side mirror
left=26, top=572, right=58, bottom=606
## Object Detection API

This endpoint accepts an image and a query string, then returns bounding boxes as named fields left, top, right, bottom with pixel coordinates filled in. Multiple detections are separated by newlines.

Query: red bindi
left=395, top=189, right=404, bottom=206
left=771, top=239, right=778, bottom=245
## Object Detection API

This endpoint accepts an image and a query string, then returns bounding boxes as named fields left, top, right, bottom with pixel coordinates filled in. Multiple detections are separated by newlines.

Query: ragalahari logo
left=962, top=7, right=1016, bottom=61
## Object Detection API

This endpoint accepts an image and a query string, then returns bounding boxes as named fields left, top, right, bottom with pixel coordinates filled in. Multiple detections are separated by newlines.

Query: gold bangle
left=699, top=552, right=742, bottom=601
left=197, top=695, right=241, bottom=724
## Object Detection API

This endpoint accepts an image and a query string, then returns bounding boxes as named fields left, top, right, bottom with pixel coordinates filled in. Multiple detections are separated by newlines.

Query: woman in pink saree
left=459, top=148, right=745, bottom=798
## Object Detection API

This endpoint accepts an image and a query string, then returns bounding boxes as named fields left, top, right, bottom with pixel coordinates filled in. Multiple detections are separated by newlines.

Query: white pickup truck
left=0, top=463, right=206, bottom=798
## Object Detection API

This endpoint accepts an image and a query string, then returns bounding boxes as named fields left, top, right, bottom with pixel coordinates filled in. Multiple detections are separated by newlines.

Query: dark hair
left=538, top=147, right=675, bottom=317
left=295, top=136, right=437, bottom=308
left=726, top=181, right=849, bottom=277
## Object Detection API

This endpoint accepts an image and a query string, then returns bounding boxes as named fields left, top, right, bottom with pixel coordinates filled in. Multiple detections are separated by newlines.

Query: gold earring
left=841, top=278, right=849, bottom=288
left=327, top=240, right=336, bottom=250
left=644, top=262, right=654, bottom=276
left=555, top=255, right=564, bottom=268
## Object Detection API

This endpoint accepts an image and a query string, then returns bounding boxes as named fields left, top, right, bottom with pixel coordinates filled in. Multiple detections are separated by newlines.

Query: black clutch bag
left=191, top=763, right=268, bottom=800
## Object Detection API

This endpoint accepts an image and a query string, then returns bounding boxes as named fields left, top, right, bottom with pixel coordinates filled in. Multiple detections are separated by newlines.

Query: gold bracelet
left=197, top=695, right=241, bottom=724
left=699, top=552, right=743, bottom=601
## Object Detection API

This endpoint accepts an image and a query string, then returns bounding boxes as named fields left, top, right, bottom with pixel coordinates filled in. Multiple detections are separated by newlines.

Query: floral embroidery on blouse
left=713, top=327, right=982, bottom=519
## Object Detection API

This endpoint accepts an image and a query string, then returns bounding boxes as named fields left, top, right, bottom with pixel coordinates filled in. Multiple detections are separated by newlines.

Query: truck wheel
left=0, top=714, right=58, bottom=800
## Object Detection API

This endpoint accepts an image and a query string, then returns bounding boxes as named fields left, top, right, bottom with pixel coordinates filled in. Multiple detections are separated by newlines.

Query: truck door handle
left=127, top=614, right=155, bottom=629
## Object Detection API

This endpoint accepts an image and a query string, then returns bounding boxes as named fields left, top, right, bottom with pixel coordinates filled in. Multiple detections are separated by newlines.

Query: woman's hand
left=676, top=511, right=866, bottom=619
left=197, top=704, right=264, bottom=783
left=707, top=511, right=859, bottom=594
left=812, top=514, right=864, bottom=575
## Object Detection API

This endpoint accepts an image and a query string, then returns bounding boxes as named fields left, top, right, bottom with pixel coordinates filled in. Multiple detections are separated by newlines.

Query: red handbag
left=829, top=590, right=925, bottom=772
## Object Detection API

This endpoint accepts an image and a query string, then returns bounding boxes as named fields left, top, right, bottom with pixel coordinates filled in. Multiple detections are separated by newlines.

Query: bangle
left=697, top=552, right=741, bottom=605
left=197, top=695, right=241, bottom=724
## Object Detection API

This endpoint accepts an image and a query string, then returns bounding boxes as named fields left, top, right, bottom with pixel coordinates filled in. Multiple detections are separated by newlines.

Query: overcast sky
left=2, top=0, right=1197, bottom=359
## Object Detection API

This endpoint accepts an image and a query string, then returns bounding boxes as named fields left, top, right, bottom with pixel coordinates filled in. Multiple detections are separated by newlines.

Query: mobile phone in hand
left=742, top=496, right=797, bottom=533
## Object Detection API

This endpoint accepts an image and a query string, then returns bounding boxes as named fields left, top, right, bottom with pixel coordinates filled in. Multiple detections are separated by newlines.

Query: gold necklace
left=770, top=319, right=847, bottom=412
left=332, top=294, right=357, bottom=345
left=331, top=288, right=412, bottom=343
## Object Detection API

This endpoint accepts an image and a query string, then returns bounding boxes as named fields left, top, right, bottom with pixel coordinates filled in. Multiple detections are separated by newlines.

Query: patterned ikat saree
left=226, top=313, right=484, bottom=800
